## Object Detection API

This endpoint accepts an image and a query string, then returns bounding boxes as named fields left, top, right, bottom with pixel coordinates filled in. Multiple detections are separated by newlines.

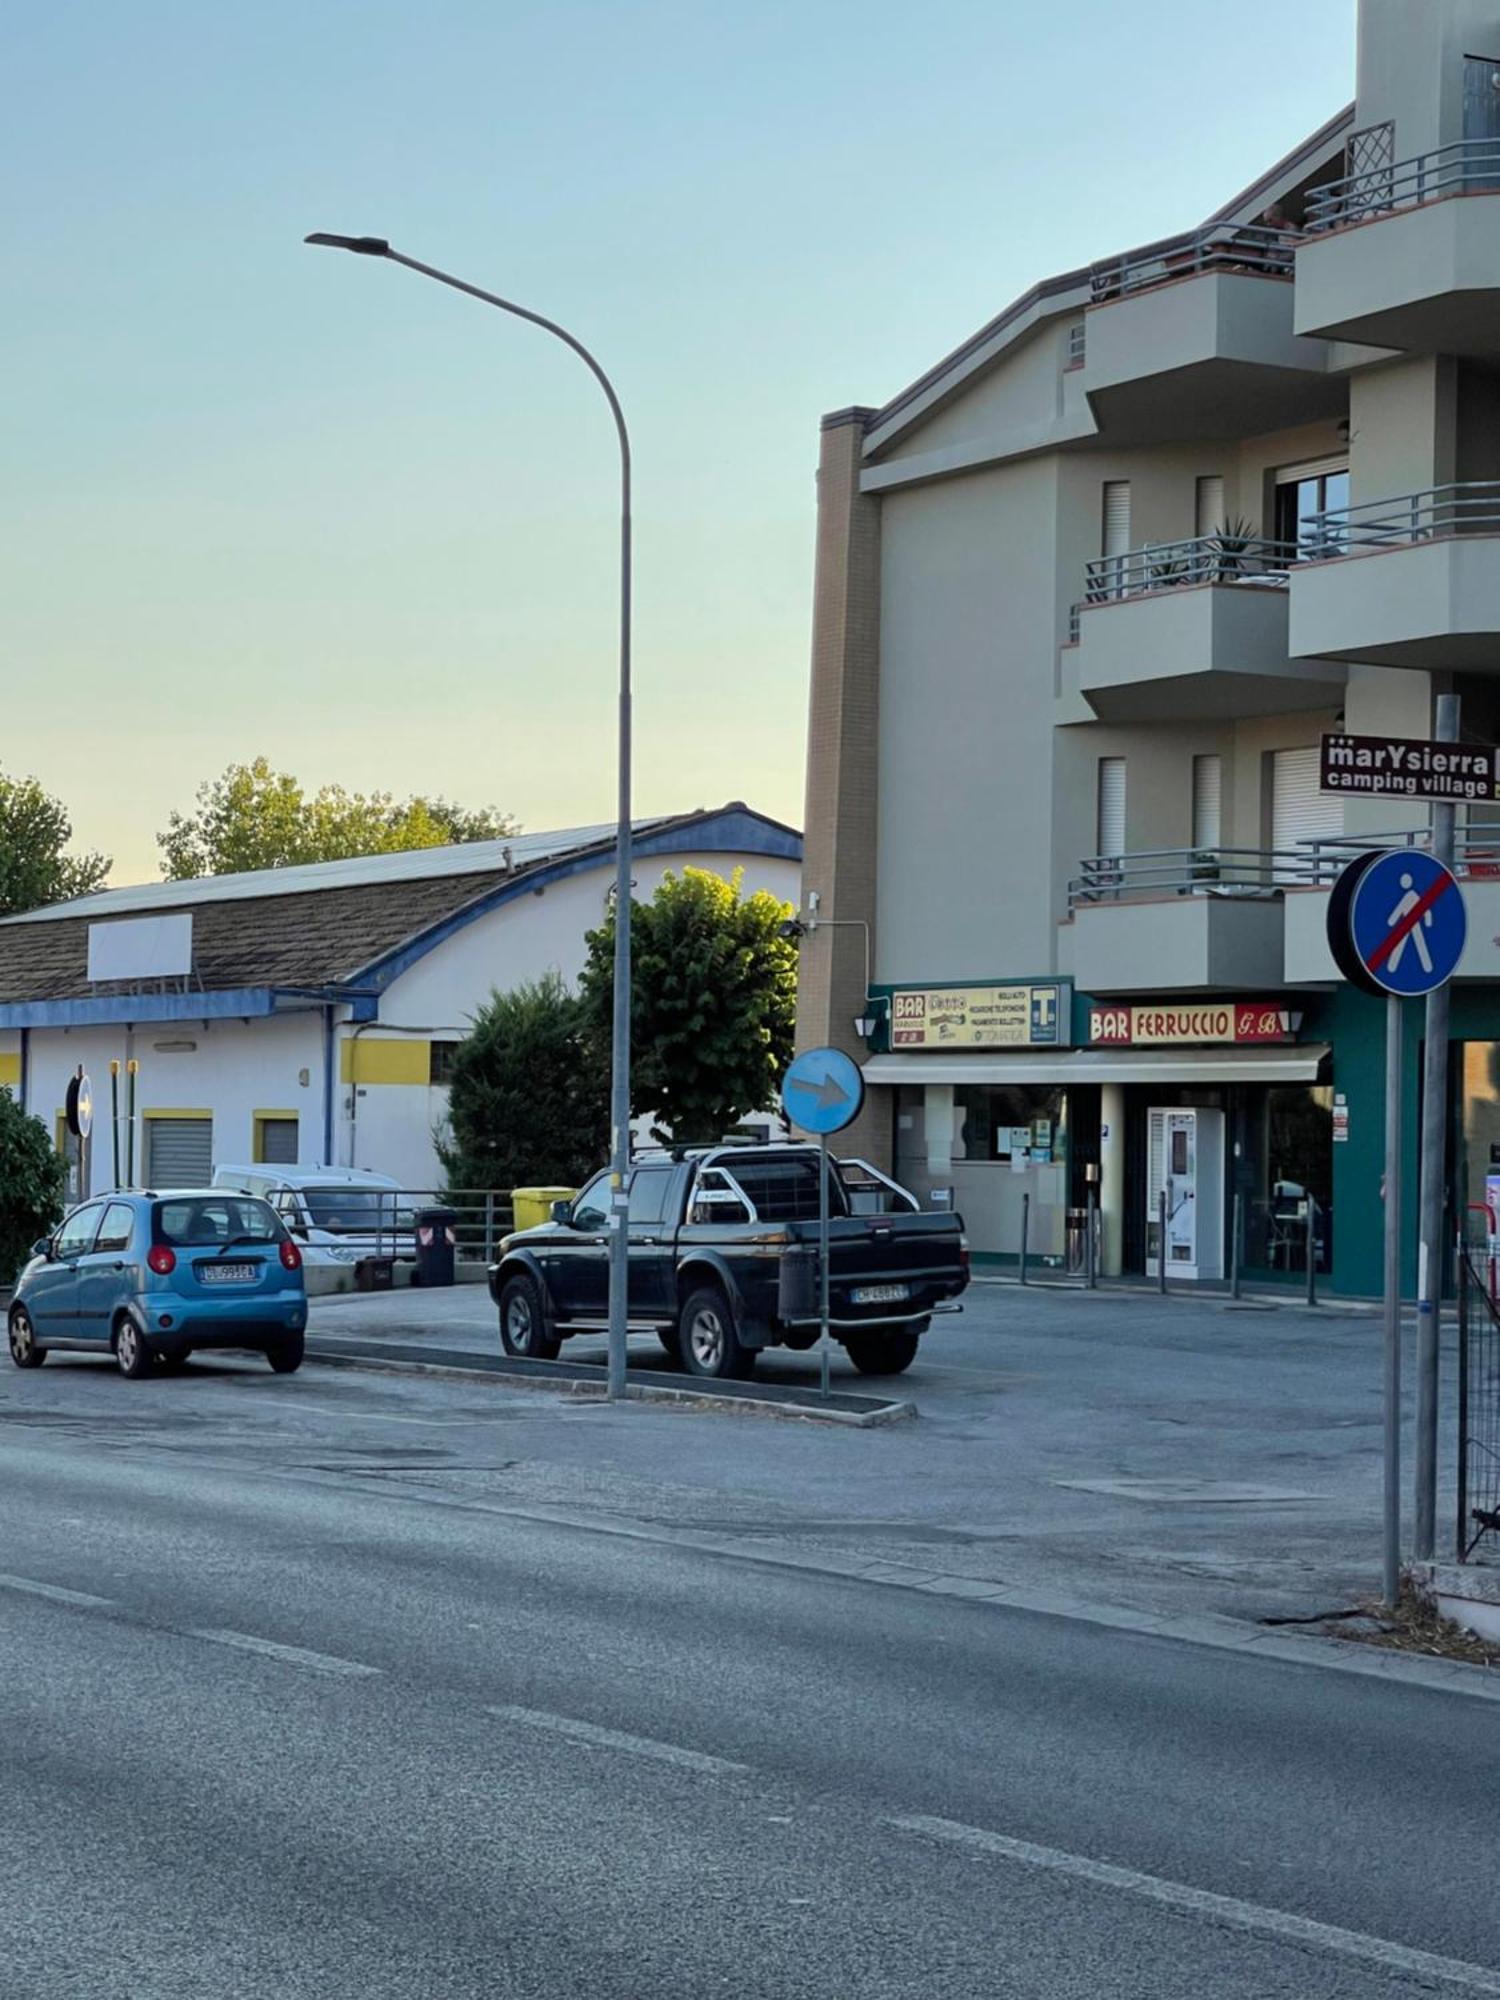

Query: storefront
left=865, top=981, right=1334, bottom=1283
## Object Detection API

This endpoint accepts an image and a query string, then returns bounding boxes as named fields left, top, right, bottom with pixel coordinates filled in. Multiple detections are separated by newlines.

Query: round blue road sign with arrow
left=1327, top=848, right=1467, bottom=998
left=781, top=1046, right=865, bottom=1136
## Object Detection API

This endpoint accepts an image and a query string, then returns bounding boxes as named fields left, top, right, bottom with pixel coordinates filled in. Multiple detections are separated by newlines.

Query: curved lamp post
left=305, top=233, right=633, bottom=1402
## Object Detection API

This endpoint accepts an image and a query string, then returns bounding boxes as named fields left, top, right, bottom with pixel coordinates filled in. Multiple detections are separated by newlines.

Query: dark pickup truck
left=487, top=1144, right=968, bottom=1381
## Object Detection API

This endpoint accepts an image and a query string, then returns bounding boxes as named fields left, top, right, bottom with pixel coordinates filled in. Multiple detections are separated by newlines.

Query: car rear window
left=725, top=1155, right=847, bottom=1222
left=153, top=1196, right=283, bottom=1248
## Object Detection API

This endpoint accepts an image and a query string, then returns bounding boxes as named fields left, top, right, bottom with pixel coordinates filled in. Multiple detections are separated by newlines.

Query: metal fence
left=1068, top=846, right=1316, bottom=906
left=1458, top=1243, right=1500, bottom=1561
left=1083, top=532, right=1295, bottom=604
left=305, top=1187, right=517, bottom=1264
left=1307, top=136, right=1500, bottom=232
left=1089, top=223, right=1299, bottom=301
left=1303, top=481, right=1500, bottom=556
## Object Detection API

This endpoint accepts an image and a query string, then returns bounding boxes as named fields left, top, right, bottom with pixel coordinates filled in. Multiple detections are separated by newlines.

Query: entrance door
left=1464, top=56, right=1500, bottom=188
left=626, top=1163, right=677, bottom=1318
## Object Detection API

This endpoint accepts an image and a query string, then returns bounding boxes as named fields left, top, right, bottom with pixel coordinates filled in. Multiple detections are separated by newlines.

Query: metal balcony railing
left=1068, top=847, right=1315, bottom=908
left=1299, top=825, right=1500, bottom=885
left=1301, top=481, right=1500, bottom=557
left=1089, top=223, right=1300, bottom=302
left=1082, top=533, right=1295, bottom=605
left=1306, top=137, right=1500, bottom=232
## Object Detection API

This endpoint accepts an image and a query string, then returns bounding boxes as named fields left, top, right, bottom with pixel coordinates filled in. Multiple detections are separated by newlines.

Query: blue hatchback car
left=7, top=1189, right=308, bottom=1379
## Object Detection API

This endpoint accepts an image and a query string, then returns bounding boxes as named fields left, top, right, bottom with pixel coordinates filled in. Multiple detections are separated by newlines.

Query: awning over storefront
left=862, top=1045, right=1332, bottom=1087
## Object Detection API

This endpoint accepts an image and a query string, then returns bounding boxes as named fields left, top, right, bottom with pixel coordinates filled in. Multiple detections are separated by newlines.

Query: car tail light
left=279, top=1238, right=303, bottom=1272
left=147, top=1244, right=176, bottom=1276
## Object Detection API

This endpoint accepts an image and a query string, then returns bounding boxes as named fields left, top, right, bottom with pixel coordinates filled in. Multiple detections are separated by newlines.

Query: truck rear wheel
left=679, top=1284, right=754, bottom=1382
left=843, top=1328, right=922, bottom=1376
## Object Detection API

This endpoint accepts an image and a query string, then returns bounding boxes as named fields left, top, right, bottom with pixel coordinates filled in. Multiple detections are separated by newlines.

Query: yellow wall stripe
left=0, top=1054, right=19, bottom=1089
left=341, top=1039, right=431, bottom=1086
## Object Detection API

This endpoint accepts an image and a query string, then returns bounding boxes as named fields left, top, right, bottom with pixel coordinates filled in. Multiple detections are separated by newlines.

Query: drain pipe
left=345, top=1020, right=456, bottom=1171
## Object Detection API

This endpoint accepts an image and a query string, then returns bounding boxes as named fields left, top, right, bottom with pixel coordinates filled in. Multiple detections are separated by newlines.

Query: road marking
left=0, top=1572, right=116, bottom=1611
left=486, top=1703, right=749, bottom=1776
left=186, top=1628, right=380, bottom=1677
left=890, top=1814, right=1500, bottom=1994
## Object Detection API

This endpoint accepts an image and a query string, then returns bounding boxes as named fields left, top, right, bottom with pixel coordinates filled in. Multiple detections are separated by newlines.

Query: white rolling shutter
left=1097, top=757, right=1126, bottom=858
left=145, top=1117, right=213, bottom=1188
left=1102, top=481, right=1132, bottom=554
left=1195, top=475, right=1225, bottom=538
left=1191, top=755, right=1223, bottom=850
left=1271, top=746, right=1341, bottom=877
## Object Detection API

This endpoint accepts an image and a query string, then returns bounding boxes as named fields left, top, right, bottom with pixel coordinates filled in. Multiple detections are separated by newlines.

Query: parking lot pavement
left=299, top=1279, right=1436, bottom=1625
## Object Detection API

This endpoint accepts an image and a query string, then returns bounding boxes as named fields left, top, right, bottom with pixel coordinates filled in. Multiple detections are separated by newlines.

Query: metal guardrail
left=291, top=1187, right=518, bottom=1263
left=1090, top=223, right=1300, bottom=301
left=1068, top=846, right=1316, bottom=907
left=1307, top=136, right=1500, bottom=232
left=1083, top=533, right=1295, bottom=604
left=1303, top=481, right=1500, bottom=556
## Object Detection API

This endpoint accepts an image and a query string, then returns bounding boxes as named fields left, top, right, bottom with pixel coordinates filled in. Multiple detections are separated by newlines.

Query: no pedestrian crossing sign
left=1326, top=848, right=1467, bottom=998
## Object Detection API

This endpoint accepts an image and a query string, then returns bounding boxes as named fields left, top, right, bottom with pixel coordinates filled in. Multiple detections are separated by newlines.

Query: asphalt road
left=3, top=1355, right=1499, bottom=1998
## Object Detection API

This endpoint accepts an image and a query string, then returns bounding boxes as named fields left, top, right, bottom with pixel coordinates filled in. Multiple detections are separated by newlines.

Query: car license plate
left=851, top=1283, right=908, bottom=1305
left=199, top=1262, right=256, bottom=1285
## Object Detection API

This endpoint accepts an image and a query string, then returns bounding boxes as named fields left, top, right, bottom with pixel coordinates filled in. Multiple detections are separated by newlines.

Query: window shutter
left=1191, top=755, right=1223, bottom=849
left=1271, top=747, right=1341, bottom=874
left=259, top=1118, right=299, bottom=1166
left=1097, top=757, right=1126, bottom=858
left=1195, top=476, right=1225, bottom=539
left=145, top=1118, right=213, bottom=1188
left=1102, top=481, right=1132, bottom=557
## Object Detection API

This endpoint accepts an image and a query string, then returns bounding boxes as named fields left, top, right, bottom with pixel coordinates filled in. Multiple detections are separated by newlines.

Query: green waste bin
left=512, top=1186, right=578, bottom=1232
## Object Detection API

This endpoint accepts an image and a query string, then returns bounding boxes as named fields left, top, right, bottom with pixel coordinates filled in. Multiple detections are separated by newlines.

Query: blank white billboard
left=87, top=913, right=194, bottom=983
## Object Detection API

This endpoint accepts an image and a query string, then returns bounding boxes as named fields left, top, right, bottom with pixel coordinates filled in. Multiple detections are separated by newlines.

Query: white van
left=210, top=1165, right=415, bottom=1269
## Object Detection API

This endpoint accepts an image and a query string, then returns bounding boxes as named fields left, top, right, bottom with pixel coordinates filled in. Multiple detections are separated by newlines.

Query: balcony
left=1282, top=828, right=1500, bottom=983
left=1083, top=226, right=1341, bottom=440
left=1069, top=849, right=1298, bottom=995
left=1287, top=484, right=1500, bottom=669
left=1075, top=536, right=1346, bottom=722
left=1297, top=139, right=1500, bottom=355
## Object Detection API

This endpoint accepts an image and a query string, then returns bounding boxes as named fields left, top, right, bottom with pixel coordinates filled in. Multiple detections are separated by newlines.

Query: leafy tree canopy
left=580, top=867, right=797, bottom=1143
left=0, top=770, right=109, bottom=917
left=158, top=757, right=519, bottom=879
left=0, top=1090, right=67, bottom=1286
left=438, top=973, right=607, bottom=1194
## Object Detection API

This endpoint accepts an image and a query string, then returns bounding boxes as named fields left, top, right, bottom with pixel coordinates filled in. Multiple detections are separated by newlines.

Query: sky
left=5, top=0, right=1356, bottom=885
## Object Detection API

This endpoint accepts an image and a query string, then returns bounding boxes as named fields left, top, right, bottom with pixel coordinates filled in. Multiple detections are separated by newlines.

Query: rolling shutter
left=1191, top=755, right=1223, bottom=850
left=1195, top=475, right=1225, bottom=538
left=1102, top=481, right=1132, bottom=556
left=1271, top=747, right=1341, bottom=877
left=145, top=1117, right=213, bottom=1188
left=1097, top=757, right=1126, bottom=858
left=259, top=1118, right=299, bottom=1166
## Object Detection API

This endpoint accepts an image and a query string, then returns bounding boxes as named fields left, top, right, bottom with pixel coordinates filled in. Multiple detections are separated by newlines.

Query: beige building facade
left=798, top=0, right=1500, bottom=1295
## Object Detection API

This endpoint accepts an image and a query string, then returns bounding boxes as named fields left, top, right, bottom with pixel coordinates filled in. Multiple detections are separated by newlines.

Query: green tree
left=580, top=867, right=798, bottom=1143
left=0, top=771, right=109, bottom=916
left=158, top=757, right=519, bottom=879
left=0, top=1090, right=67, bottom=1286
left=438, top=973, right=607, bottom=1193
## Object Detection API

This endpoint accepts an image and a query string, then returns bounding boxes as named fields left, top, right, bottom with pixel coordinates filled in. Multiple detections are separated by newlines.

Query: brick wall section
left=795, top=407, right=893, bottom=1166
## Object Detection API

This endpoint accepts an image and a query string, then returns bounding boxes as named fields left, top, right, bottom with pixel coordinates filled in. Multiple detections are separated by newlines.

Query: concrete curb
left=303, top=1340, right=917, bottom=1429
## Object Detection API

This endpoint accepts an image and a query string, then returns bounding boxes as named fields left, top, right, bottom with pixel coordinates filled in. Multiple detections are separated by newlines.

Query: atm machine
left=1146, top=1107, right=1225, bottom=1281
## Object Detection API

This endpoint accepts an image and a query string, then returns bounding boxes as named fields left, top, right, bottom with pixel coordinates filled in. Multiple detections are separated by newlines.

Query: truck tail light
left=279, top=1239, right=303, bottom=1272
left=147, top=1245, right=176, bottom=1276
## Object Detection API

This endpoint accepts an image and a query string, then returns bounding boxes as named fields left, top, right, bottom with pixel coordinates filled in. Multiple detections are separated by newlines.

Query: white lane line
left=891, top=1814, right=1500, bottom=1995
left=486, top=1703, right=749, bottom=1776
left=186, top=1628, right=381, bottom=1677
left=0, top=1572, right=116, bottom=1611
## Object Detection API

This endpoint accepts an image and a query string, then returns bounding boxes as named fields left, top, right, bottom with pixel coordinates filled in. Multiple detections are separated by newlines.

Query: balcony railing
left=1306, top=137, right=1500, bottom=232
left=1089, top=224, right=1300, bottom=303
left=1069, top=847, right=1316, bottom=908
left=1299, top=825, right=1500, bottom=886
left=1302, top=482, right=1500, bottom=556
left=1083, top=533, right=1295, bottom=605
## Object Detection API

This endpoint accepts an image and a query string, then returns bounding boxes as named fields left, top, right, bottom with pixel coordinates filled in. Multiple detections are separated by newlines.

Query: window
left=153, top=1196, right=280, bottom=1247
left=726, top=1154, right=846, bottom=1222
left=1097, top=757, right=1126, bottom=858
left=55, top=1207, right=101, bottom=1259
left=1100, top=481, right=1132, bottom=596
left=571, top=1174, right=611, bottom=1231
left=429, top=1041, right=462, bottom=1087
left=1270, top=745, right=1342, bottom=879
left=95, top=1203, right=136, bottom=1255
left=254, top=1116, right=299, bottom=1166
left=628, top=1167, right=672, bottom=1226
left=690, top=1170, right=754, bottom=1225
left=1274, top=459, right=1349, bottom=555
left=144, top=1115, right=213, bottom=1188
left=1195, top=475, right=1225, bottom=539
left=1191, top=755, right=1223, bottom=851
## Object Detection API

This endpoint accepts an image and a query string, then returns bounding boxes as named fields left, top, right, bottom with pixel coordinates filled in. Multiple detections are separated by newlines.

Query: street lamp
left=305, top=232, right=634, bottom=1402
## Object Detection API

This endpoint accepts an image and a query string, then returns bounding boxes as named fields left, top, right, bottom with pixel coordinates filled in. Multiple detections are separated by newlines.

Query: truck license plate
left=851, top=1283, right=908, bottom=1305
left=199, top=1262, right=256, bottom=1285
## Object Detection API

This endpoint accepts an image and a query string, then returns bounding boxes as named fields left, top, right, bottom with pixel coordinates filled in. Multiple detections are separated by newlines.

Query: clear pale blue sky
left=5, top=0, right=1355, bottom=882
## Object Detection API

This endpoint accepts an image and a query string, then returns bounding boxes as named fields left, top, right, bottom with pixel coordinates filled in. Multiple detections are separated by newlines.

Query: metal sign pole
left=1383, top=994, right=1404, bottom=1609
left=819, top=1133, right=831, bottom=1402
left=1415, top=691, right=1460, bottom=1560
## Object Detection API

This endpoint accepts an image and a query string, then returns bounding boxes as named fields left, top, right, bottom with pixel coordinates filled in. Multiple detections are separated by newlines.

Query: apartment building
left=797, top=0, right=1500, bottom=1295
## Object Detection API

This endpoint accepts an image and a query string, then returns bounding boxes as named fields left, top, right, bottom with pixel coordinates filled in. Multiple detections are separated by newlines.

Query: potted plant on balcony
left=1146, top=544, right=1192, bottom=590
left=1206, top=516, right=1259, bottom=582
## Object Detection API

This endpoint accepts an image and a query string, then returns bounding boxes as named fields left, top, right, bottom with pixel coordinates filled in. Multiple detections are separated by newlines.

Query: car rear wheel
left=8, top=1307, right=45, bottom=1369
left=498, top=1273, right=560, bottom=1361
left=267, top=1333, right=305, bottom=1374
left=842, top=1329, right=921, bottom=1376
left=114, top=1317, right=155, bottom=1380
left=679, top=1284, right=754, bottom=1382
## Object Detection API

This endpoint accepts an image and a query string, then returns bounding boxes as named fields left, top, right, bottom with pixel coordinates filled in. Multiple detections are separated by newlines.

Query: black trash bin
left=414, top=1207, right=457, bottom=1288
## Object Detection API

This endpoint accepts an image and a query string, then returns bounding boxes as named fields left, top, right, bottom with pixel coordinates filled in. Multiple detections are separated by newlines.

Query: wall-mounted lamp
left=152, top=1039, right=198, bottom=1054
left=854, top=1012, right=880, bottom=1040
